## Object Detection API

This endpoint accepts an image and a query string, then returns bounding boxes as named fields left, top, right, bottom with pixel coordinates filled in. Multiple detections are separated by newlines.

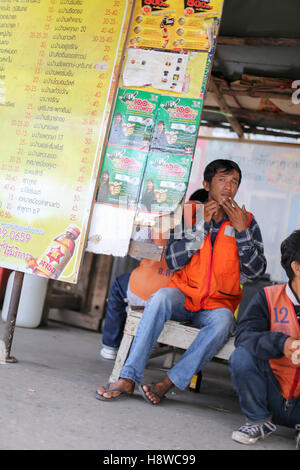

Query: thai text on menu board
left=0, top=0, right=131, bottom=282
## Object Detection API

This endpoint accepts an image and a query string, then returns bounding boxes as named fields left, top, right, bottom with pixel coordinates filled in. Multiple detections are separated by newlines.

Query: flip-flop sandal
left=138, top=383, right=165, bottom=405
left=95, top=383, right=131, bottom=402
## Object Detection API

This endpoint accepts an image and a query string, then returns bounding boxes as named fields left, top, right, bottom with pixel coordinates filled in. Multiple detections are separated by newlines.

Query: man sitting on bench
left=96, top=159, right=267, bottom=404
left=100, top=190, right=203, bottom=360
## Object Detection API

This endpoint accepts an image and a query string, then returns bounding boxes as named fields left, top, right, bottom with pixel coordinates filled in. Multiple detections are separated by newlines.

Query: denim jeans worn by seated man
left=102, top=272, right=130, bottom=353
left=229, top=346, right=300, bottom=428
left=120, top=286, right=235, bottom=390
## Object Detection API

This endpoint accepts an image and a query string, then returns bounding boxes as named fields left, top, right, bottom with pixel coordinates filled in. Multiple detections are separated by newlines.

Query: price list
left=0, top=0, right=132, bottom=282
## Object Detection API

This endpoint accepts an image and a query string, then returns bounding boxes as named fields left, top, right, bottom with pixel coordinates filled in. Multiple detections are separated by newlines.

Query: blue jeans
left=120, top=287, right=235, bottom=390
left=102, top=273, right=130, bottom=350
left=229, top=346, right=300, bottom=427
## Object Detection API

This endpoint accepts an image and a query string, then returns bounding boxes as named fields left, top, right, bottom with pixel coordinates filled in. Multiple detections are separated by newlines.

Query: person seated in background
left=100, top=190, right=203, bottom=360
left=96, top=159, right=266, bottom=404
left=229, top=230, right=300, bottom=448
left=100, top=226, right=174, bottom=360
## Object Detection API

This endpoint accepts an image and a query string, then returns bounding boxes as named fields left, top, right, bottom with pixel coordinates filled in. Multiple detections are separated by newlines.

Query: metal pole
left=2, top=271, right=24, bottom=363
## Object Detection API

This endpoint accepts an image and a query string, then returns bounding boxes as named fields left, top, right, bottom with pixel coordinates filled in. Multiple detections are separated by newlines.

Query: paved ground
left=0, top=317, right=297, bottom=453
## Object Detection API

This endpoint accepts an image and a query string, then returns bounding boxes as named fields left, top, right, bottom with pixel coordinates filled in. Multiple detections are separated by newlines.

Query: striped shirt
left=164, top=211, right=267, bottom=282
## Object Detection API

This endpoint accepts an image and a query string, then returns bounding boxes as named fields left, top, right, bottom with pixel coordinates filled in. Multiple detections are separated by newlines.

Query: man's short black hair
left=204, top=159, right=242, bottom=186
left=280, top=230, right=300, bottom=281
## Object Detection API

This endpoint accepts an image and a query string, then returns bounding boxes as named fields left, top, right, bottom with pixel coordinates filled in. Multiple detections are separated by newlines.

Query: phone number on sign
left=0, top=227, right=31, bottom=242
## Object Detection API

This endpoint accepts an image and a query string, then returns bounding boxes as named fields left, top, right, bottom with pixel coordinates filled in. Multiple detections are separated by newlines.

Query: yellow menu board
left=0, top=0, right=132, bottom=283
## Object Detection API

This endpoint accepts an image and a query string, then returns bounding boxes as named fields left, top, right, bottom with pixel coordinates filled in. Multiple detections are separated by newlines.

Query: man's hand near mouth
left=220, top=197, right=250, bottom=232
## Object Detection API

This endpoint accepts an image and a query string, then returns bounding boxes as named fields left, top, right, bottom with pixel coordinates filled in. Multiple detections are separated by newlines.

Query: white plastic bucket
left=1, top=272, right=48, bottom=328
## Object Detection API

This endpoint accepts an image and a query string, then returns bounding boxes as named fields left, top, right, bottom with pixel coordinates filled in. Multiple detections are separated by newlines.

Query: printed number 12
left=274, top=307, right=289, bottom=323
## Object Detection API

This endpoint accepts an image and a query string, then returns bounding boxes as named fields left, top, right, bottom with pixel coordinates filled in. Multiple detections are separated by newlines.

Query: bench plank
left=109, top=309, right=235, bottom=383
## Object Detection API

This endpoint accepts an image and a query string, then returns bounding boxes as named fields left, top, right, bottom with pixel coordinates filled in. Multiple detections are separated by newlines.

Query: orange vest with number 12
left=265, top=284, right=300, bottom=400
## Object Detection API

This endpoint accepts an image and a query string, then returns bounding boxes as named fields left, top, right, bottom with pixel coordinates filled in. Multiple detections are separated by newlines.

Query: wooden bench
left=109, top=307, right=235, bottom=384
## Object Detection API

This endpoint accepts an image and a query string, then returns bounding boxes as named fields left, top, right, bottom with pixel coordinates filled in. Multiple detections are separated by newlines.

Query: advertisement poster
left=0, top=1, right=132, bottom=282
left=137, top=150, right=192, bottom=222
left=128, top=0, right=223, bottom=51
left=88, top=0, right=224, bottom=254
left=151, top=95, right=202, bottom=154
left=122, top=46, right=211, bottom=98
left=123, top=49, right=189, bottom=93
left=97, top=145, right=148, bottom=208
left=107, top=88, right=160, bottom=150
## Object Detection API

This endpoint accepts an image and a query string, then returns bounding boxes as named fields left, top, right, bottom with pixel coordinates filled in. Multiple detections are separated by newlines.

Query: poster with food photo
left=174, top=0, right=224, bottom=51
left=128, top=0, right=223, bottom=51
left=122, top=49, right=189, bottom=93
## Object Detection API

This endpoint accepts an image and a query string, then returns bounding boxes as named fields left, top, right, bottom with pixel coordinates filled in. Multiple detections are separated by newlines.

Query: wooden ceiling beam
left=204, top=105, right=300, bottom=126
left=200, top=121, right=300, bottom=140
left=208, top=87, right=292, bottom=102
left=217, top=36, right=300, bottom=47
left=209, top=78, right=244, bottom=139
left=208, top=76, right=293, bottom=101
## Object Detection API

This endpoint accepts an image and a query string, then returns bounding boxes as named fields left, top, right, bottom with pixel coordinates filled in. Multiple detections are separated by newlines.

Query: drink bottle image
left=29, top=225, right=81, bottom=279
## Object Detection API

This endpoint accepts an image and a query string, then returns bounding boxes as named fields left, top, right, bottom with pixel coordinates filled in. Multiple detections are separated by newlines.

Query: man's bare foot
left=96, top=378, right=135, bottom=400
left=141, top=376, right=174, bottom=404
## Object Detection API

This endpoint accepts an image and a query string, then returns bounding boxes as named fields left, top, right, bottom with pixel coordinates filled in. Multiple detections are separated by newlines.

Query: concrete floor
left=0, top=317, right=297, bottom=451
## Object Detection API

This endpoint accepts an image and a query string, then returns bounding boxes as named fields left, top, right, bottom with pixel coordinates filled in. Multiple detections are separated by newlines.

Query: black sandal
left=138, top=383, right=165, bottom=405
left=96, top=383, right=132, bottom=402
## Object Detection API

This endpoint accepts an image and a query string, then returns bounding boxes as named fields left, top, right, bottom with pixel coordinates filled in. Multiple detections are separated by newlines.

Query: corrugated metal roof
left=203, top=0, right=300, bottom=138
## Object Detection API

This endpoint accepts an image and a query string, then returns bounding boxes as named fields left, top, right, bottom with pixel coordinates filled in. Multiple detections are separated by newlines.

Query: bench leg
left=162, top=349, right=177, bottom=369
left=109, top=333, right=133, bottom=383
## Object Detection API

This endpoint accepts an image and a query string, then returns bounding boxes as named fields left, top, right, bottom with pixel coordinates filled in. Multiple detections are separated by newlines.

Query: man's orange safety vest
left=169, top=214, right=252, bottom=313
left=265, top=284, right=300, bottom=399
